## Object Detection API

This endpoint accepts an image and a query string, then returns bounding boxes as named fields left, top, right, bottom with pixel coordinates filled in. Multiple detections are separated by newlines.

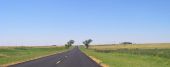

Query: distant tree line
left=64, top=39, right=93, bottom=49
left=64, top=39, right=133, bottom=49
left=121, top=42, right=133, bottom=44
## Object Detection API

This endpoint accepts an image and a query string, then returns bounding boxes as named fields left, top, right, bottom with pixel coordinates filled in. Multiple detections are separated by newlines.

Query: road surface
left=9, top=47, right=101, bottom=67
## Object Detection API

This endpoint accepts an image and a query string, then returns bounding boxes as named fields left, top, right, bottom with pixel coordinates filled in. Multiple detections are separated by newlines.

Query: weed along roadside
left=80, top=47, right=109, bottom=67
left=0, top=46, right=68, bottom=67
left=89, top=55, right=109, bottom=67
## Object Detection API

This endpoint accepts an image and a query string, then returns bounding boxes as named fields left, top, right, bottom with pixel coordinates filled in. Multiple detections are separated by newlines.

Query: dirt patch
left=0, top=54, right=9, bottom=58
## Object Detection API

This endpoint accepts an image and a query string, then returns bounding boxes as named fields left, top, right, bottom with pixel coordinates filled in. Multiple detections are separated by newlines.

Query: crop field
left=90, top=43, right=170, bottom=50
left=0, top=46, right=66, bottom=66
left=81, top=43, right=170, bottom=67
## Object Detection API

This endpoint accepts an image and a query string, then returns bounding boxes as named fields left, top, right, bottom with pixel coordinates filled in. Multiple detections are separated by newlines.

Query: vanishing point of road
left=9, top=47, right=101, bottom=67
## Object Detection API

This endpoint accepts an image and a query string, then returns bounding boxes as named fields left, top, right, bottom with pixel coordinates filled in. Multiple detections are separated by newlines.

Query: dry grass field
left=90, top=43, right=170, bottom=50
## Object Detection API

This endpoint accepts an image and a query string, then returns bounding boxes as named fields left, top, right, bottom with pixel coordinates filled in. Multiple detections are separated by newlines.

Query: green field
left=0, top=46, right=66, bottom=66
left=81, top=43, right=170, bottom=67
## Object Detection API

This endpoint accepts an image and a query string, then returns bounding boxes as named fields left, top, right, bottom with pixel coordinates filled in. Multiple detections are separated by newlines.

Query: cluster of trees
left=65, top=39, right=93, bottom=49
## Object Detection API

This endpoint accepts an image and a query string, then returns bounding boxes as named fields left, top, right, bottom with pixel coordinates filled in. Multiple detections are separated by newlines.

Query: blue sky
left=0, top=0, right=170, bottom=46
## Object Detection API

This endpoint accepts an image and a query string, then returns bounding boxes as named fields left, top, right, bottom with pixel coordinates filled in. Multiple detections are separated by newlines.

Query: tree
left=83, top=39, right=93, bottom=49
left=65, top=44, right=69, bottom=48
left=121, top=42, right=133, bottom=45
left=65, top=40, right=75, bottom=48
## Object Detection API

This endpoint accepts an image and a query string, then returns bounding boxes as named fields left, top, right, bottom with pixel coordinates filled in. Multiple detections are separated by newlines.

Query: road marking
left=56, top=61, right=61, bottom=64
left=56, top=55, right=68, bottom=64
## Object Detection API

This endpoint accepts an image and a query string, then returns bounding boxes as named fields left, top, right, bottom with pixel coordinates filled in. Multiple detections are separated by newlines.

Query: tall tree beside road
left=65, top=40, right=75, bottom=48
left=83, top=39, right=93, bottom=49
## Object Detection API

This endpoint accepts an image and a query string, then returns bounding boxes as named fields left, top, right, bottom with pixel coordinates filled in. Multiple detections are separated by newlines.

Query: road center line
left=56, top=61, right=61, bottom=64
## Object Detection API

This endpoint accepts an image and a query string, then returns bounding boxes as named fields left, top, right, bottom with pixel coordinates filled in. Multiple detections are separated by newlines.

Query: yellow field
left=90, top=43, right=170, bottom=50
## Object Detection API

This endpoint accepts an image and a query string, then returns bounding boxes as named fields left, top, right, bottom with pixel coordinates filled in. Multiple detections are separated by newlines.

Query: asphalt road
left=9, top=47, right=101, bottom=67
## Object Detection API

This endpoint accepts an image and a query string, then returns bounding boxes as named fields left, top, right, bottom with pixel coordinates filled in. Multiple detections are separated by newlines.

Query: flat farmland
left=81, top=43, right=170, bottom=67
left=0, top=46, right=66, bottom=66
left=90, top=43, right=170, bottom=50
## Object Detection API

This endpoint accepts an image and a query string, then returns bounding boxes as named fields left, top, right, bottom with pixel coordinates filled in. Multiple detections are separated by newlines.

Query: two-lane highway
left=9, top=47, right=101, bottom=67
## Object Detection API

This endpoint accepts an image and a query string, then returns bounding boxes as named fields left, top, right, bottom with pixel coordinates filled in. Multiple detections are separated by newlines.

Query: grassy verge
left=0, top=46, right=66, bottom=66
left=80, top=44, right=170, bottom=67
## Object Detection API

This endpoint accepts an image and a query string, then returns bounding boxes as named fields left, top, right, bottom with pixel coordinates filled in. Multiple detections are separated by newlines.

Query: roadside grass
left=0, top=46, right=66, bottom=66
left=94, top=49, right=170, bottom=59
left=81, top=43, right=170, bottom=67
